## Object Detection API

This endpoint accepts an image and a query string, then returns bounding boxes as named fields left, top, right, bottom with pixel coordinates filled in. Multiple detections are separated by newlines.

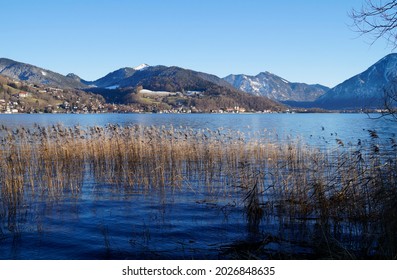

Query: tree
left=135, top=85, right=143, bottom=94
left=350, top=0, right=397, bottom=119
left=383, top=78, right=397, bottom=120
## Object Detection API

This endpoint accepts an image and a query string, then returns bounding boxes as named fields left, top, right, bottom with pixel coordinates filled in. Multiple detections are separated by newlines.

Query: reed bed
left=0, top=123, right=396, bottom=258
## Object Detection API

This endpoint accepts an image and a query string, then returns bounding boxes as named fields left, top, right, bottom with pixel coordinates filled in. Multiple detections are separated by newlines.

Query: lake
left=0, top=113, right=396, bottom=259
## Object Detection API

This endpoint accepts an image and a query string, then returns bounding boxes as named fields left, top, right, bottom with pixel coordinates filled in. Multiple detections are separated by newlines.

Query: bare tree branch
left=351, top=1, right=397, bottom=120
left=350, top=0, right=397, bottom=47
left=382, top=80, right=397, bottom=120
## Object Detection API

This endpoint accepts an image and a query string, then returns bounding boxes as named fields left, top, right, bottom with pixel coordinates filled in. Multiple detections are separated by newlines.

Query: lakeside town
left=0, top=73, right=389, bottom=115
left=0, top=77, right=287, bottom=114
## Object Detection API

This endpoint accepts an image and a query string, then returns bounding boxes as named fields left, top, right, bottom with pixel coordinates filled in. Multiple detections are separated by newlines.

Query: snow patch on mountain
left=105, top=85, right=119, bottom=90
left=134, top=64, right=149, bottom=71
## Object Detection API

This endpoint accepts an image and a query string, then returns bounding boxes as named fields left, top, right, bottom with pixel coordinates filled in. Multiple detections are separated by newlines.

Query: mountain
left=316, top=53, right=397, bottom=109
left=91, top=67, right=137, bottom=88
left=66, top=73, right=91, bottom=86
left=113, top=65, right=236, bottom=91
left=88, top=64, right=151, bottom=89
left=224, top=72, right=329, bottom=102
left=0, top=58, right=86, bottom=88
left=87, top=65, right=284, bottom=112
left=0, top=58, right=285, bottom=112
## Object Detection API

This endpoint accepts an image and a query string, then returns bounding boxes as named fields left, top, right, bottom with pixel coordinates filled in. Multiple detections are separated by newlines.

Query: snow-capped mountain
left=90, top=64, right=150, bottom=88
left=87, top=64, right=236, bottom=92
left=224, top=72, right=328, bottom=102
left=316, top=53, right=397, bottom=109
left=91, top=67, right=137, bottom=88
left=85, top=65, right=284, bottom=111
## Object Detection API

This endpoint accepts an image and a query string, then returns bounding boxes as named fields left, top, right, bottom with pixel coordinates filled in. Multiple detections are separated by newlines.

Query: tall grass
left=0, top=123, right=396, bottom=258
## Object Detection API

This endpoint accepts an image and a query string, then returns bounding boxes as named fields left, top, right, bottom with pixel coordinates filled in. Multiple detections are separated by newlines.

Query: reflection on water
left=0, top=178, right=254, bottom=259
left=0, top=114, right=396, bottom=259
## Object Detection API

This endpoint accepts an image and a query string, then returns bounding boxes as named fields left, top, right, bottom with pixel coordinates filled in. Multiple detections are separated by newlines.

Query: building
left=18, top=92, right=30, bottom=98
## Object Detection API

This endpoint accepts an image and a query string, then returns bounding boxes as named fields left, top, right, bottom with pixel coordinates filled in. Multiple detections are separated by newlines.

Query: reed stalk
left=0, top=123, right=396, bottom=258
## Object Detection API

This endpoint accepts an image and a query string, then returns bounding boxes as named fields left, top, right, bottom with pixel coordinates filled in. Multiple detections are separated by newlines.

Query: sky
left=0, top=0, right=394, bottom=87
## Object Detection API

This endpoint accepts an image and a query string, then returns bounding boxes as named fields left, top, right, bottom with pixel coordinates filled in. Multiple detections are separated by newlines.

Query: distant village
left=0, top=85, right=105, bottom=114
left=0, top=93, right=277, bottom=114
left=0, top=79, right=280, bottom=114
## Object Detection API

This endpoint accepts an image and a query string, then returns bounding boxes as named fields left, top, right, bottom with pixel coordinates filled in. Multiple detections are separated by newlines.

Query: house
left=236, top=106, right=246, bottom=113
left=0, top=99, right=6, bottom=111
left=18, top=92, right=30, bottom=98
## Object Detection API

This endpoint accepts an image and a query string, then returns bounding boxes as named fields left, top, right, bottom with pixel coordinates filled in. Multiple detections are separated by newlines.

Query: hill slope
left=0, top=74, right=105, bottom=113
left=0, top=58, right=86, bottom=88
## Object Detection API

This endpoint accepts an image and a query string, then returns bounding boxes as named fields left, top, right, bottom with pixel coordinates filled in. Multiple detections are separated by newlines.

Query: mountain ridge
left=85, top=65, right=284, bottom=112
left=0, top=58, right=284, bottom=112
left=316, top=53, right=397, bottom=109
left=2, top=54, right=397, bottom=111
left=223, top=72, right=329, bottom=102
left=0, top=58, right=87, bottom=88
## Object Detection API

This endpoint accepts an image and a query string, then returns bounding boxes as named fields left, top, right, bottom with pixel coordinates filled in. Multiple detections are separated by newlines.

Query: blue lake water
left=0, top=113, right=396, bottom=259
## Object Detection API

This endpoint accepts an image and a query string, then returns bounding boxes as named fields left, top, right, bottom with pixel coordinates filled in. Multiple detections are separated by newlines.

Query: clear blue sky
left=0, top=0, right=393, bottom=87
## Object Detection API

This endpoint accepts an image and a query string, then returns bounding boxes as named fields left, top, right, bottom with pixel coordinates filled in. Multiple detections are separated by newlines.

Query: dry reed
left=0, top=123, right=396, bottom=258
